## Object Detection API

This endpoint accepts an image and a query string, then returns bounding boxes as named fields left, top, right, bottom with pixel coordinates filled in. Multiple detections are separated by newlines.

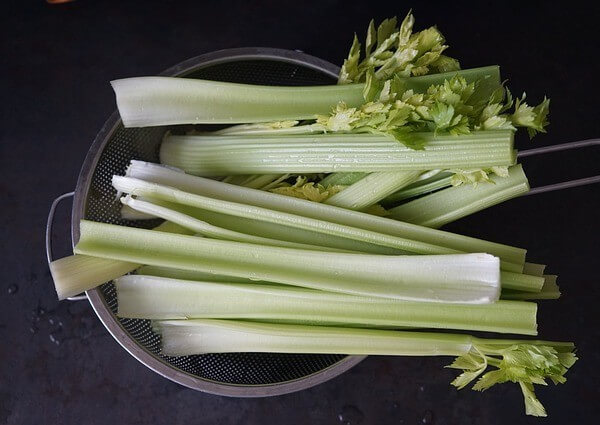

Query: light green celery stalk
left=155, top=319, right=577, bottom=416
left=502, top=275, right=560, bottom=300
left=325, top=171, right=421, bottom=210
left=522, top=262, right=547, bottom=276
left=320, top=172, right=369, bottom=187
left=49, top=221, right=191, bottom=300
left=137, top=265, right=264, bottom=284
left=111, top=77, right=365, bottom=128
left=119, top=195, right=351, bottom=253
left=388, top=164, right=530, bottom=228
left=124, top=160, right=527, bottom=269
left=156, top=201, right=404, bottom=255
left=383, top=172, right=453, bottom=204
left=116, top=275, right=536, bottom=335
left=159, top=131, right=516, bottom=176
left=114, top=175, right=462, bottom=256
left=50, top=255, right=138, bottom=300
left=241, top=174, right=285, bottom=190
left=125, top=196, right=536, bottom=291
left=74, top=220, right=501, bottom=304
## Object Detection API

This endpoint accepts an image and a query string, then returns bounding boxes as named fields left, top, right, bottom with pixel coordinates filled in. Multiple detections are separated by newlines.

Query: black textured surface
left=1, top=0, right=599, bottom=424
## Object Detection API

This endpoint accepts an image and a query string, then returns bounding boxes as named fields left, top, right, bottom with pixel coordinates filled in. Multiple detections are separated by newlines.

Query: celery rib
left=125, top=161, right=527, bottom=267
left=75, top=220, right=501, bottom=303
left=116, top=275, right=537, bottom=335
left=159, top=131, right=516, bottom=176
left=388, top=164, right=530, bottom=228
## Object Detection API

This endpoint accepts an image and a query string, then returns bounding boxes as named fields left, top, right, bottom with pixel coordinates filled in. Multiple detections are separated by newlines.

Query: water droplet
left=48, top=316, right=56, bottom=326
left=337, top=405, right=364, bottom=425
left=7, top=284, right=18, bottom=295
left=29, top=326, right=38, bottom=334
left=49, top=332, right=62, bottom=346
left=418, top=385, right=426, bottom=393
left=421, top=410, right=434, bottom=424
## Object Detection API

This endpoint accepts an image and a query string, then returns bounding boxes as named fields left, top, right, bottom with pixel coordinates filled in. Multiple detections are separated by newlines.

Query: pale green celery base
left=50, top=255, right=138, bottom=300
left=383, top=174, right=453, bottom=205
left=123, top=161, right=527, bottom=267
left=159, top=131, right=516, bottom=176
left=49, top=220, right=191, bottom=299
left=75, top=220, right=501, bottom=303
left=388, top=164, right=530, bottom=228
left=116, top=275, right=537, bottom=335
left=325, top=171, right=421, bottom=210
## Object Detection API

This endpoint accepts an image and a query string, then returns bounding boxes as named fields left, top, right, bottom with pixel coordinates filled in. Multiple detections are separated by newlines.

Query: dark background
left=1, top=0, right=599, bottom=424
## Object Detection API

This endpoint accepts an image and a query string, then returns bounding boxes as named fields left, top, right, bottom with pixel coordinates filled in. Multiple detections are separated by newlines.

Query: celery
left=124, top=161, right=527, bottom=268
left=159, top=131, right=516, bottom=176
left=320, top=172, right=368, bottom=187
left=383, top=173, right=453, bottom=204
left=49, top=220, right=190, bottom=299
left=325, top=171, right=421, bottom=210
left=503, top=276, right=560, bottom=300
left=116, top=275, right=536, bottom=334
left=388, top=164, right=530, bottom=228
left=155, top=319, right=576, bottom=416
left=137, top=265, right=262, bottom=284
left=74, top=220, right=501, bottom=303
left=120, top=195, right=351, bottom=253
left=50, top=255, right=138, bottom=300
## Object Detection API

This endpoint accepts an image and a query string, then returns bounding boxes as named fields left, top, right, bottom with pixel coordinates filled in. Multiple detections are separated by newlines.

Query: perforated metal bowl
left=69, top=48, right=366, bottom=396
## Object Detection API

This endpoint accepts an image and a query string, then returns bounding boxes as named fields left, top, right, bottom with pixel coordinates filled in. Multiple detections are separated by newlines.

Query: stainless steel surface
left=45, top=192, right=87, bottom=301
left=69, top=48, right=366, bottom=396
left=518, top=138, right=600, bottom=195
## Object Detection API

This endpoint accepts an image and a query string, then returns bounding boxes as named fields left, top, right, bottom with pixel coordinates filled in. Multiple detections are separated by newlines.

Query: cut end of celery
left=50, top=254, right=138, bottom=300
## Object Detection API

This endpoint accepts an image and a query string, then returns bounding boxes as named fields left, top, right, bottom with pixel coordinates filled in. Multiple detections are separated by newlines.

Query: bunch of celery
left=50, top=12, right=576, bottom=417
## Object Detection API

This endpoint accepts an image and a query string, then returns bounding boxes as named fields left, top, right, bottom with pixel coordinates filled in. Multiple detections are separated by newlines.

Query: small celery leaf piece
left=270, top=176, right=345, bottom=202
left=449, top=166, right=510, bottom=187
left=338, top=11, right=460, bottom=84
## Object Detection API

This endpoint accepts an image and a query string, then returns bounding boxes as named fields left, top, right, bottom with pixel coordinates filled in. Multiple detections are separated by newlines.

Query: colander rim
left=71, top=47, right=367, bottom=397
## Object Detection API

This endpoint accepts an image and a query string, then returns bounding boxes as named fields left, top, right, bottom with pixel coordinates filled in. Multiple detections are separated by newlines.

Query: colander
left=45, top=48, right=366, bottom=397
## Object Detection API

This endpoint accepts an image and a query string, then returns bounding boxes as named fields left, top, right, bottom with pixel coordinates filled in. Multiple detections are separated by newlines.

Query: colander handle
left=46, top=191, right=87, bottom=302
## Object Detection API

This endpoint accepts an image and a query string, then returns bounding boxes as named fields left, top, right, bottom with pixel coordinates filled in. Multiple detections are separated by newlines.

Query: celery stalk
left=112, top=66, right=499, bottom=128
left=116, top=275, right=536, bottom=335
left=159, top=131, right=516, bottom=176
left=124, top=161, right=527, bottom=268
left=137, top=265, right=263, bottom=284
left=155, top=319, right=576, bottom=417
left=120, top=195, right=351, bottom=253
left=111, top=78, right=365, bottom=127
left=113, top=176, right=464, bottom=256
left=388, top=164, right=530, bottom=228
left=383, top=173, right=453, bottom=204
left=325, top=171, right=420, bottom=210
left=74, top=220, right=501, bottom=303
left=49, top=220, right=191, bottom=299
left=50, top=255, right=138, bottom=300
left=522, top=262, right=547, bottom=276
left=502, top=275, right=560, bottom=300
left=320, top=172, right=369, bottom=187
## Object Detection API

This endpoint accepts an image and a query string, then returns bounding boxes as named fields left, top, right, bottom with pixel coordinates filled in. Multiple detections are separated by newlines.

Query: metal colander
left=67, top=48, right=366, bottom=396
